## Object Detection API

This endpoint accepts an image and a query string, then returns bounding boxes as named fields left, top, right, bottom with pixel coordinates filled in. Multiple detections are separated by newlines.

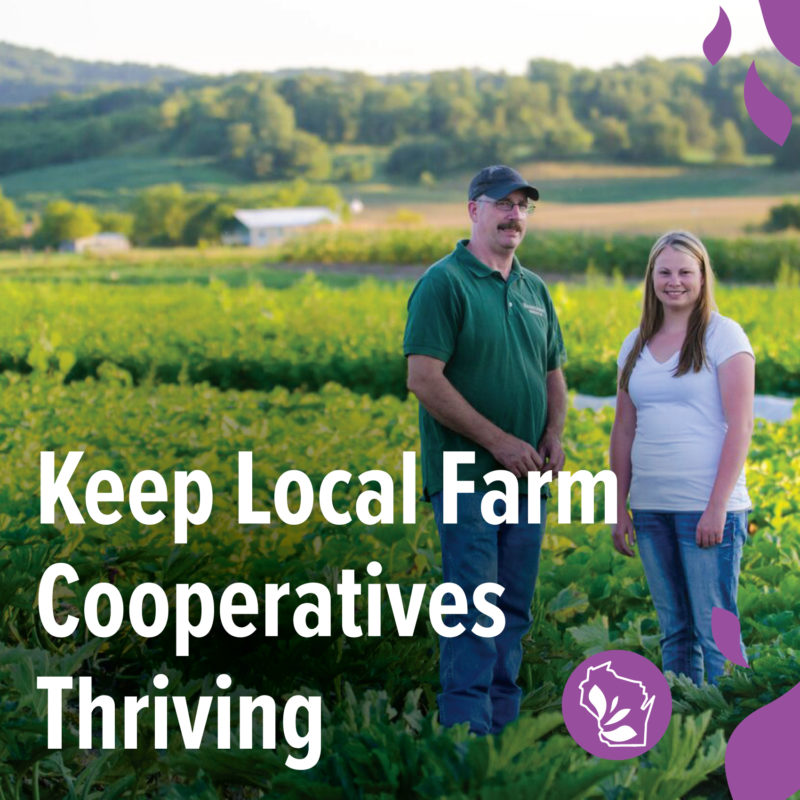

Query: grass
left=0, top=155, right=245, bottom=209
left=0, top=247, right=400, bottom=288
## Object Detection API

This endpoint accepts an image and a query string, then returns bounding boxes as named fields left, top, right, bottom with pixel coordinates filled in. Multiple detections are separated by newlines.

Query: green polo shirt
left=403, top=240, right=566, bottom=499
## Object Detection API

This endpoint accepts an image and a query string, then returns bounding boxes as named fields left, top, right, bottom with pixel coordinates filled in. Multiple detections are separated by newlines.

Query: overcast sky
left=4, top=0, right=776, bottom=74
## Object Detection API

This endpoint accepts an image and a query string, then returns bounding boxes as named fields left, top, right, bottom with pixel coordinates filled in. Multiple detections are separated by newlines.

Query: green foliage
left=132, top=183, right=188, bottom=246
left=764, top=199, right=800, bottom=232
left=0, top=41, right=189, bottom=107
left=127, top=180, right=344, bottom=247
left=715, top=119, right=747, bottom=165
left=262, top=227, right=800, bottom=285
left=9, top=46, right=800, bottom=183
left=606, top=713, right=726, bottom=799
left=0, top=273, right=796, bottom=397
left=96, top=210, right=134, bottom=237
left=387, top=137, right=457, bottom=180
left=34, top=199, right=99, bottom=248
left=628, top=104, right=688, bottom=162
left=0, top=187, right=22, bottom=242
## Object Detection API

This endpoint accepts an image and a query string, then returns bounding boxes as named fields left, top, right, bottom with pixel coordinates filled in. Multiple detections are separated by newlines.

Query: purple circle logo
left=562, top=650, right=672, bottom=759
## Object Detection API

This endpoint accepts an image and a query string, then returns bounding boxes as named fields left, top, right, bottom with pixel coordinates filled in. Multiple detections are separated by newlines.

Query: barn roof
left=233, top=207, right=339, bottom=229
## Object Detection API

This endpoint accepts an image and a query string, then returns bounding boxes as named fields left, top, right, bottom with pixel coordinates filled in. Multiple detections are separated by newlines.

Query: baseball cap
left=468, top=165, right=539, bottom=202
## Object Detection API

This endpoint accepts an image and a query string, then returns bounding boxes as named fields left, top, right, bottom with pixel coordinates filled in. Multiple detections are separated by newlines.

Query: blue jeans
left=632, top=510, right=748, bottom=685
left=430, top=491, right=547, bottom=735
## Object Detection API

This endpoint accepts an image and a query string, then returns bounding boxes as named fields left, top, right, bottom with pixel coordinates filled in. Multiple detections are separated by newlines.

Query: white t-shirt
left=617, top=312, right=754, bottom=511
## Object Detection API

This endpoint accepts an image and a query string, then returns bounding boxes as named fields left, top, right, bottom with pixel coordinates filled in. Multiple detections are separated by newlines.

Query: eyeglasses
left=476, top=199, right=536, bottom=215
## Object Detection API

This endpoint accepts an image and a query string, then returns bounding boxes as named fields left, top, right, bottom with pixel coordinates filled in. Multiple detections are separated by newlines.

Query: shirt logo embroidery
left=522, top=303, right=546, bottom=317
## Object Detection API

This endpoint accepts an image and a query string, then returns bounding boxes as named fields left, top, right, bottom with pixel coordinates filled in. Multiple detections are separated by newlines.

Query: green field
left=0, top=156, right=245, bottom=210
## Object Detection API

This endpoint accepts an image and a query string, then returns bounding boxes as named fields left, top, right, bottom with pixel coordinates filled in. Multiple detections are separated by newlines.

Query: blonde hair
left=619, top=230, right=717, bottom=392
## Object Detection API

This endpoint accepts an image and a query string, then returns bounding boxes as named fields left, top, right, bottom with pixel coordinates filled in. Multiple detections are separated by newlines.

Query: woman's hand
left=696, top=504, right=726, bottom=548
left=612, top=510, right=636, bottom=557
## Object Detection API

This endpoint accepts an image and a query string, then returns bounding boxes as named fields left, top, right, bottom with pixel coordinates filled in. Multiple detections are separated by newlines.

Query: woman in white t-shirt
left=610, top=230, right=755, bottom=685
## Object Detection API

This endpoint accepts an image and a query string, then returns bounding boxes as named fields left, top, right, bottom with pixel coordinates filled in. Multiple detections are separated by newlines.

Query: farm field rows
left=0, top=278, right=798, bottom=396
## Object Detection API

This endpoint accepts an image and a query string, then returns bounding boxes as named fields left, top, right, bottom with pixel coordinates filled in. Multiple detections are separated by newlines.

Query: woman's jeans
left=632, top=510, right=748, bottom=685
left=430, top=491, right=547, bottom=735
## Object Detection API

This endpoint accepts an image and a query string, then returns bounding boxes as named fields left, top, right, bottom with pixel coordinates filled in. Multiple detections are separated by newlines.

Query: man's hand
left=538, top=429, right=565, bottom=474
left=489, top=432, right=543, bottom=478
left=696, top=504, right=726, bottom=548
left=612, top=510, right=636, bottom=557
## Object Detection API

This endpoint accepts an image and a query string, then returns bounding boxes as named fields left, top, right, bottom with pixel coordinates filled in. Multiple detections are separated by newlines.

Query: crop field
left=0, top=278, right=797, bottom=396
left=1, top=260, right=799, bottom=798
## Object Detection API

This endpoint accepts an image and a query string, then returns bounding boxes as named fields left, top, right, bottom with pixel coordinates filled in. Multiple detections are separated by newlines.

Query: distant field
left=346, top=162, right=800, bottom=235
left=349, top=161, right=800, bottom=206
left=2, top=156, right=800, bottom=236
left=363, top=195, right=787, bottom=236
left=0, top=156, right=244, bottom=208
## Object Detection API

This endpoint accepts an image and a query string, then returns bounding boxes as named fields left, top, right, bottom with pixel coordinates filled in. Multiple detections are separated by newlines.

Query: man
left=403, top=164, right=567, bottom=735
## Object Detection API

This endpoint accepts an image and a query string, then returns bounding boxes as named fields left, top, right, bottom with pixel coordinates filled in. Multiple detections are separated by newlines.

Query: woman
left=610, top=230, right=754, bottom=685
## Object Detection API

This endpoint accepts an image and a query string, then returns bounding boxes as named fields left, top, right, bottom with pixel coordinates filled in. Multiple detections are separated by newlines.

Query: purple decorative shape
left=744, top=61, right=793, bottom=145
left=703, top=7, right=732, bottom=65
left=711, top=607, right=749, bottom=668
left=727, top=681, right=800, bottom=799
left=562, top=650, right=672, bottom=760
left=759, top=0, right=800, bottom=68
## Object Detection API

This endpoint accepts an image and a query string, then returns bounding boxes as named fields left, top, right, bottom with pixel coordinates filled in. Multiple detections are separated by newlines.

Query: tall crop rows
left=0, top=270, right=798, bottom=798
left=0, top=278, right=799, bottom=396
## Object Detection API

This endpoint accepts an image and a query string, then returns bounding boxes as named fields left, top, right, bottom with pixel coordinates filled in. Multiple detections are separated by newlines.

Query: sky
left=4, top=0, right=777, bottom=75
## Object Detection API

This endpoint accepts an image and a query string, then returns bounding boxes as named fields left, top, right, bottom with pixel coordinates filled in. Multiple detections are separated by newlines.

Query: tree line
left=2, top=51, right=800, bottom=184
left=0, top=180, right=344, bottom=249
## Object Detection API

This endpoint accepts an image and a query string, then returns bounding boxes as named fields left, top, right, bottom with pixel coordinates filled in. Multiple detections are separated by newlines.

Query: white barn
left=222, top=207, right=340, bottom=247
left=59, top=232, right=131, bottom=254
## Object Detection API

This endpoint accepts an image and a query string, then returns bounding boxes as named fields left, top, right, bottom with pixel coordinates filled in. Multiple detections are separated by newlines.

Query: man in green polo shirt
left=403, top=164, right=567, bottom=735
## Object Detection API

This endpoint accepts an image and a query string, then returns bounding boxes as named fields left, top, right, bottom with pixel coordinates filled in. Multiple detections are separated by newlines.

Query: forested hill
left=1, top=44, right=799, bottom=182
left=0, top=41, right=191, bottom=106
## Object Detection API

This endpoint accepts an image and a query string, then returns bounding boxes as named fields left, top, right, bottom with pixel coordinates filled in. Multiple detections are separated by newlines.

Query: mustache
left=498, top=222, right=523, bottom=232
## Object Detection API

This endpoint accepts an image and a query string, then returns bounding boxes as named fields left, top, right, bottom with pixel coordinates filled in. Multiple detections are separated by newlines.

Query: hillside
left=0, top=41, right=191, bottom=106
left=1, top=42, right=800, bottom=211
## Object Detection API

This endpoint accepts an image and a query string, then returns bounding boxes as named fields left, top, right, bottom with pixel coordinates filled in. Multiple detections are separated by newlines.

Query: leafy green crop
left=1, top=276, right=798, bottom=396
left=0, top=370, right=798, bottom=797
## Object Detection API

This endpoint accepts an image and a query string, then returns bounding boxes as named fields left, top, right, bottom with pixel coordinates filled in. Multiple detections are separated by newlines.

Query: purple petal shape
left=711, top=607, right=749, bottom=668
left=744, top=61, right=793, bottom=145
left=727, top=681, right=800, bottom=799
left=759, top=0, right=800, bottom=68
left=704, top=7, right=732, bottom=65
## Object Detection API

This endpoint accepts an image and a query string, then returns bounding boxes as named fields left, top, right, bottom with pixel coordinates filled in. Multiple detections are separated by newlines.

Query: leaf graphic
left=605, top=707, right=631, bottom=727
left=758, top=0, right=800, bottom=68
left=609, top=695, right=619, bottom=714
left=744, top=61, right=792, bottom=145
left=703, top=6, right=731, bottom=65
left=711, top=606, right=749, bottom=668
left=588, top=684, right=607, bottom=718
left=602, top=725, right=638, bottom=743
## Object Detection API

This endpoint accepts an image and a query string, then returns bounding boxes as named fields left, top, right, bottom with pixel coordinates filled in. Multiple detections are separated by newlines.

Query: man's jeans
left=632, top=510, right=748, bottom=685
left=430, top=491, right=547, bottom=735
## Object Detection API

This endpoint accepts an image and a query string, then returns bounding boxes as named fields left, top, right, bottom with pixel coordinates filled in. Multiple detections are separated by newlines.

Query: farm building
left=59, top=232, right=131, bottom=254
left=222, top=207, right=340, bottom=247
